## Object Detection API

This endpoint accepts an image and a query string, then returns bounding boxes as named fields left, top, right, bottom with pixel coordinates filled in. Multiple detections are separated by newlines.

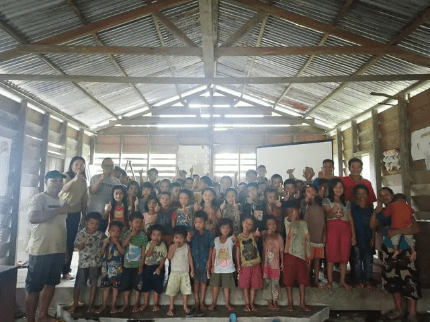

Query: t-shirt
left=122, top=230, right=148, bottom=268
left=221, top=204, right=242, bottom=235
left=59, top=174, right=88, bottom=213
left=262, top=233, right=284, bottom=280
left=27, top=192, right=67, bottom=256
left=87, top=174, right=120, bottom=214
left=155, top=209, right=174, bottom=235
left=237, top=233, right=261, bottom=267
left=385, top=202, right=414, bottom=230
left=101, top=241, right=123, bottom=280
left=377, top=211, right=410, bottom=250
left=74, top=229, right=106, bottom=268
left=190, top=228, right=215, bottom=270
left=341, top=175, right=377, bottom=205
left=301, top=200, right=325, bottom=244
left=284, top=218, right=311, bottom=261
left=351, top=202, right=373, bottom=253
left=214, top=236, right=235, bottom=274
left=142, top=212, right=157, bottom=232
left=175, top=206, right=194, bottom=229
left=242, top=200, right=267, bottom=231
left=322, top=198, right=351, bottom=222
left=145, top=241, right=167, bottom=266
left=171, top=244, right=189, bottom=273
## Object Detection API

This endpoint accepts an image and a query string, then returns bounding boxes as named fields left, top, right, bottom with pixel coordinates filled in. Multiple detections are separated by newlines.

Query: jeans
left=354, top=247, right=373, bottom=282
left=63, top=212, right=81, bottom=275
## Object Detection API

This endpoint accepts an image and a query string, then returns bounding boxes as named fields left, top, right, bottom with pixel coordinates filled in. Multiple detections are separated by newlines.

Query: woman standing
left=370, top=187, right=420, bottom=322
left=60, top=156, right=88, bottom=280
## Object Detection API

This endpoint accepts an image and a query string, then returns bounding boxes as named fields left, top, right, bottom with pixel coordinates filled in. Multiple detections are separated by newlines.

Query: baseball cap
left=44, top=170, right=66, bottom=180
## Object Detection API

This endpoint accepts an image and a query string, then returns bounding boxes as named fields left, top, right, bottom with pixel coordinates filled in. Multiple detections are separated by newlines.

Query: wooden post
left=119, top=135, right=123, bottom=168
left=147, top=134, right=151, bottom=174
left=77, top=128, right=84, bottom=157
left=336, top=128, right=343, bottom=177
left=39, top=112, right=50, bottom=192
left=89, top=136, right=95, bottom=165
left=398, top=96, right=411, bottom=203
left=371, top=109, right=382, bottom=192
left=209, top=136, right=214, bottom=178
left=238, top=147, right=242, bottom=182
left=60, top=121, right=69, bottom=172
left=7, top=100, right=27, bottom=265
left=351, top=120, right=358, bottom=155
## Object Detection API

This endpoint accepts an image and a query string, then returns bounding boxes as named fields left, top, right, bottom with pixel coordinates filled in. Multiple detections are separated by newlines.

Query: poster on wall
left=411, top=125, right=430, bottom=170
left=0, top=137, right=12, bottom=197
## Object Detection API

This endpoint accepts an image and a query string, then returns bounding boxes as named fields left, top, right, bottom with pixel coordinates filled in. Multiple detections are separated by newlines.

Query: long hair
left=200, top=187, right=218, bottom=209
left=110, top=185, right=129, bottom=223
left=327, top=178, right=346, bottom=206
left=67, top=156, right=86, bottom=180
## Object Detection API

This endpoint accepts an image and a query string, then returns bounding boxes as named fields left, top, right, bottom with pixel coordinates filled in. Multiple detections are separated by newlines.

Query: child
left=184, top=177, right=194, bottom=191
left=154, top=191, right=174, bottom=239
left=219, top=176, right=233, bottom=200
left=68, top=212, right=105, bottom=314
left=120, top=212, right=148, bottom=313
left=104, top=185, right=129, bottom=229
left=257, top=165, right=268, bottom=183
left=173, top=189, right=194, bottom=229
left=139, top=181, right=155, bottom=213
left=159, top=178, right=171, bottom=194
left=194, top=176, right=212, bottom=205
left=127, top=180, right=141, bottom=213
left=170, top=182, right=181, bottom=210
left=282, top=179, right=301, bottom=211
left=384, top=193, right=416, bottom=261
left=258, top=181, right=267, bottom=201
left=262, top=215, right=284, bottom=311
left=270, top=174, right=284, bottom=198
left=140, top=224, right=167, bottom=312
left=264, top=187, right=283, bottom=235
left=196, top=187, right=221, bottom=236
left=321, top=178, right=356, bottom=291
left=141, top=196, right=160, bottom=233
left=236, top=216, right=263, bottom=312
left=351, top=184, right=375, bottom=290
left=166, top=225, right=194, bottom=316
left=301, top=184, right=326, bottom=287
left=245, top=169, right=258, bottom=183
left=97, top=221, right=124, bottom=314
left=209, top=218, right=236, bottom=311
left=220, top=187, right=242, bottom=235
left=283, top=207, right=312, bottom=312
left=188, top=211, right=215, bottom=314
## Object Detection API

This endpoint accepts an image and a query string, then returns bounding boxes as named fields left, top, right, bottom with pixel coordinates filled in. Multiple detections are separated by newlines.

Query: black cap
left=44, top=170, right=66, bottom=180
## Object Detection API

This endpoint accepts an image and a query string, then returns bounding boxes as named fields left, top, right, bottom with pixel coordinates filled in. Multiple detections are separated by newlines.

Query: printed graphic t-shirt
left=237, top=233, right=261, bottom=267
left=145, top=241, right=168, bottom=266
left=122, top=230, right=148, bottom=268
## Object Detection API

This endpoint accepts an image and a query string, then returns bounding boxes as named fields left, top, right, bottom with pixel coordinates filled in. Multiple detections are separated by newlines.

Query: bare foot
left=152, top=305, right=160, bottom=312
left=286, top=305, right=294, bottom=312
left=320, top=282, right=332, bottom=290
left=226, top=303, right=235, bottom=311
left=200, top=303, right=207, bottom=311
left=167, top=307, right=174, bottom=316
left=244, top=304, right=251, bottom=312
left=393, top=249, right=400, bottom=259
left=68, top=306, right=77, bottom=315
left=250, top=304, right=258, bottom=312
left=118, top=304, right=128, bottom=313
left=366, top=282, right=375, bottom=291
left=300, top=304, right=311, bottom=312
left=356, top=282, right=365, bottom=289
left=139, top=303, right=148, bottom=312
left=410, top=251, right=417, bottom=262
left=183, top=306, right=190, bottom=314
left=110, top=306, right=118, bottom=314
left=95, top=306, right=106, bottom=314
left=340, top=281, right=352, bottom=290
left=132, top=305, right=140, bottom=313
left=87, top=306, right=95, bottom=313
left=208, top=303, right=216, bottom=311
left=273, top=301, right=280, bottom=310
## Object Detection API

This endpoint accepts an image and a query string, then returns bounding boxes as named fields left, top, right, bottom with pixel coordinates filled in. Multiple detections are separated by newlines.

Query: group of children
left=69, top=161, right=417, bottom=316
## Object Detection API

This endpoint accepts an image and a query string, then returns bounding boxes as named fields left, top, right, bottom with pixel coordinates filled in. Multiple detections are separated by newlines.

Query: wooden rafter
left=152, top=11, right=198, bottom=47
left=199, top=0, right=216, bottom=78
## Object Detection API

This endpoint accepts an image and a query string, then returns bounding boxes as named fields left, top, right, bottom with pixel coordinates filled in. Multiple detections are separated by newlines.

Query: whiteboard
left=256, top=140, right=333, bottom=180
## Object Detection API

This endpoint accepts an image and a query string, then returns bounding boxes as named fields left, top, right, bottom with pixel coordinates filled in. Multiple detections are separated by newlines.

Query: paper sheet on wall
left=0, top=137, right=12, bottom=197
left=411, top=125, right=430, bottom=161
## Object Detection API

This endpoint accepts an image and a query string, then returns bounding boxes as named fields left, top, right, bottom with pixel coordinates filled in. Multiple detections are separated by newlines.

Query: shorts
left=263, top=279, right=280, bottom=300
left=193, top=268, right=208, bottom=283
left=165, top=272, right=192, bottom=296
left=238, top=264, right=263, bottom=289
left=310, top=243, right=325, bottom=259
left=121, top=267, right=141, bottom=291
left=283, top=253, right=309, bottom=287
left=25, top=253, right=64, bottom=293
left=74, top=267, right=99, bottom=290
left=209, top=272, right=236, bottom=288
left=100, top=274, right=122, bottom=289
left=141, top=265, right=165, bottom=294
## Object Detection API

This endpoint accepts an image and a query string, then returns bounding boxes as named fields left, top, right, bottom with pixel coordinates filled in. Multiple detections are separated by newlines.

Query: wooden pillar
left=238, top=147, right=242, bottom=182
left=336, top=128, right=343, bottom=177
left=60, top=121, right=69, bottom=172
left=371, top=109, right=382, bottom=192
left=119, top=135, right=123, bottom=168
left=89, top=136, right=95, bottom=165
left=38, top=112, right=50, bottom=192
left=77, top=128, right=84, bottom=157
left=7, top=100, right=27, bottom=265
left=147, top=134, right=151, bottom=173
left=398, top=96, right=411, bottom=203
left=351, top=120, right=358, bottom=155
left=209, top=135, right=214, bottom=178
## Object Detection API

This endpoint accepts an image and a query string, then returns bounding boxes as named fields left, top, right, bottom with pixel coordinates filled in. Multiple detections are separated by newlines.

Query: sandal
left=62, top=273, right=74, bottom=280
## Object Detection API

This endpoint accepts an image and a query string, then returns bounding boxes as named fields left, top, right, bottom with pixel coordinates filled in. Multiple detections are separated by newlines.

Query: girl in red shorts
left=321, top=178, right=356, bottom=290
left=236, top=216, right=263, bottom=312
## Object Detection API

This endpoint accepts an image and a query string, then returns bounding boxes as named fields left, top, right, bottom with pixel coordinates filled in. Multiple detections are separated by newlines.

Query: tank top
left=214, top=236, right=235, bottom=274
left=171, top=244, right=189, bottom=273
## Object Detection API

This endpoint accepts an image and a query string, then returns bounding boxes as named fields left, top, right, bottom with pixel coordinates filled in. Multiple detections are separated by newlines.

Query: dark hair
left=110, top=185, right=129, bottom=223
left=348, top=157, right=363, bottom=168
left=145, top=195, right=160, bottom=211
left=141, top=181, right=154, bottom=189
left=264, top=187, right=277, bottom=198
left=246, top=169, right=257, bottom=177
left=271, top=174, right=282, bottom=181
left=161, top=178, right=171, bottom=185
left=218, top=218, right=233, bottom=236
left=220, top=176, right=233, bottom=185
left=170, top=182, right=181, bottom=189
left=194, top=210, right=208, bottom=222
left=257, top=165, right=266, bottom=170
left=379, top=187, right=394, bottom=195
left=66, top=156, right=86, bottom=180
left=115, top=166, right=127, bottom=176
left=179, top=189, right=192, bottom=200
left=241, top=215, right=256, bottom=230
left=225, top=187, right=238, bottom=198
left=159, top=191, right=171, bottom=198
left=176, top=178, right=184, bottom=187
left=318, top=178, right=329, bottom=185
left=283, top=179, right=296, bottom=187
left=192, top=174, right=200, bottom=179
left=323, top=159, right=334, bottom=167
left=393, top=193, right=407, bottom=202
left=172, top=225, right=188, bottom=238
left=353, top=183, right=369, bottom=195
left=86, top=212, right=102, bottom=223
left=200, top=187, right=217, bottom=208
left=101, top=158, right=114, bottom=167
left=148, top=168, right=158, bottom=175
left=109, top=220, right=123, bottom=230
left=200, top=175, right=213, bottom=186
left=129, top=211, right=143, bottom=221
left=258, top=181, right=267, bottom=187
left=327, top=178, right=346, bottom=206
left=265, top=214, right=277, bottom=225
left=149, top=224, right=163, bottom=235
left=184, top=177, right=194, bottom=183
left=127, top=180, right=141, bottom=197
left=238, top=181, right=247, bottom=187
left=246, top=182, right=258, bottom=189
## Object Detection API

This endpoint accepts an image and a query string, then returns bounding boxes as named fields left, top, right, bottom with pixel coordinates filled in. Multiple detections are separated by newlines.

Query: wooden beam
left=2, top=73, right=430, bottom=84
left=336, top=128, right=343, bottom=177
left=199, top=0, right=216, bottom=78
left=89, top=136, right=95, bottom=165
left=351, top=120, right=358, bottom=154
left=370, top=109, right=382, bottom=192
left=77, top=128, right=84, bottom=157
left=39, top=112, right=50, bottom=192
left=0, top=0, right=193, bottom=63
left=153, top=12, right=198, bottom=47
left=151, top=106, right=273, bottom=115
left=61, top=121, right=69, bottom=172
left=398, top=95, right=411, bottom=203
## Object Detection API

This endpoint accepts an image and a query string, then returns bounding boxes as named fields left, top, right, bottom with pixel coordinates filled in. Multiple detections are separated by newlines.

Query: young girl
left=170, top=182, right=181, bottom=210
left=127, top=180, right=141, bottom=213
left=219, top=187, right=241, bottom=235
left=195, top=187, right=221, bottom=236
left=321, top=178, right=356, bottom=290
left=301, top=184, right=326, bottom=287
left=264, top=187, right=283, bottom=235
left=138, top=181, right=155, bottom=213
left=236, top=216, right=263, bottom=312
left=141, top=196, right=160, bottom=233
left=209, top=218, right=236, bottom=311
left=172, top=189, right=194, bottom=229
left=262, top=215, right=284, bottom=311
left=104, top=185, right=129, bottom=229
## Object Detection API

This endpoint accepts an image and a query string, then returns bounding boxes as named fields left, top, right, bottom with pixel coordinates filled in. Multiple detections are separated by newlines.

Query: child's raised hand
left=194, top=203, right=201, bottom=211
left=190, top=166, right=193, bottom=175
left=233, top=200, right=239, bottom=210
left=154, top=204, right=161, bottom=213
left=275, top=195, right=282, bottom=207
left=220, top=200, right=226, bottom=210
left=231, top=235, right=238, bottom=244
left=105, top=202, right=112, bottom=213
left=139, top=168, right=143, bottom=176
left=374, top=201, right=383, bottom=214
left=134, top=198, right=139, bottom=208
left=255, top=228, right=261, bottom=238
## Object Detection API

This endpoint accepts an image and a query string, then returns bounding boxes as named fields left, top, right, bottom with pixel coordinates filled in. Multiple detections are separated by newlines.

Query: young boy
left=282, top=179, right=301, bottom=215
left=245, top=169, right=258, bottom=183
left=120, top=212, right=148, bottom=313
left=154, top=192, right=174, bottom=239
left=188, top=211, right=215, bottom=315
left=159, top=179, right=171, bottom=194
left=264, top=188, right=283, bottom=235
left=283, top=207, right=311, bottom=312
left=68, top=212, right=105, bottom=314
left=166, top=226, right=194, bottom=316
left=97, top=221, right=124, bottom=314
left=257, top=165, right=268, bottom=183
left=140, top=224, right=167, bottom=312
left=170, top=182, right=181, bottom=210
left=270, top=174, right=284, bottom=198
left=184, top=177, right=194, bottom=191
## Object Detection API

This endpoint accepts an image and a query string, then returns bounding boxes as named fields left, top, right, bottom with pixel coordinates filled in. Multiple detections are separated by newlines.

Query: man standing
left=25, top=170, right=71, bottom=322
left=312, top=159, right=337, bottom=189
left=88, top=158, right=120, bottom=232
left=341, top=158, right=377, bottom=205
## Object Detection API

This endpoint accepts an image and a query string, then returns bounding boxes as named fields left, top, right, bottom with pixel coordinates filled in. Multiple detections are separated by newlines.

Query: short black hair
left=172, top=225, right=188, bottom=238
left=225, top=187, right=238, bottom=197
left=184, top=177, right=194, bottom=183
left=86, top=212, right=102, bottom=223
left=194, top=210, right=208, bottom=222
left=159, top=191, right=171, bottom=198
left=217, top=218, right=233, bottom=236
left=149, top=224, right=163, bottom=235
left=353, top=183, right=369, bottom=195
left=246, top=182, right=258, bottom=189
left=348, top=157, right=363, bottom=168
left=200, top=175, right=213, bottom=186
left=266, top=214, right=277, bottom=224
left=323, top=159, right=334, bottom=167
left=246, top=169, right=257, bottom=177
left=161, top=178, right=171, bottom=185
left=141, top=181, right=154, bottom=190
left=129, top=211, right=143, bottom=221
left=192, top=174, right=200, bottom=179
left=115, top=166, right=127, bottom=176
left=220, top=176, right=233, bottom=184
left=393, top=193, right=407, bottom=202
left=145, top=195, right=159, bottom=211
left=109, top=220, right=123, bottom=230
left=257, top=165, right=266, bottom=170
left=241, top=215, right=256, bottom=229
left=179, top=189, right=192, bottom=199
left=148, top=168, right=158, bottom=175
left=271, top=174, right=282, bottom=181
left=176, top=178, right=184, bottom=187
left=264, top=187, right=277, bottom=197
left=283, top=178, right=297, bottom=187
left=170, top=182, right=181, bottom=188
left=127, top=180, right=141, bottom=196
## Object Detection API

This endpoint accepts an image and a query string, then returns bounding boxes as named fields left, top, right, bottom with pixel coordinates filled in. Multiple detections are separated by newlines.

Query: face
left=246, top=173, right=257, bottom=183
left=305, top=186, right=316, bottom=199
left=151, top=229, right=162, bottom=244
left=303, top=167, right=314, bottom=179
left=333, top=182, right=344, bottom=197
left=130, top=218, right=143, bottom=230
left=109, top=225, right=121, bottom=239
left=72, top=159, right=85, bottom=175
left=171, top=186, right=180, bottom=199
left=247, top=186, right=258, bottom=199
left=287, top=208, right=299, bottom=221
left=148, top=171, right=158, bottom=183
left=194, top=217, right=205, bottom=231
left=86, top=218, right=99, bottom=232
left=202, top=190, right=214, bottom=203
left=120, top=175, right=129, bottom=185
left=179, top=192, right=190, bottom=207
left=197, top=179, right=206, bottom=190
left=266, top=192, right=276, bottom=203
left=102, top=159, right=114, bottom=175
left=355, top=188, right=368, bottom=202
left=113, top=189, right=124, bottom=202
left=113, top=170, right=121, bottom=179
left=46, top=177, right=63, bottom=195
left=379, top=189, right=394, bottom=206
left=220, top=224, right=231, bottom=237
left=142, top=187, right=152, bottom=198
left=284, top=183, right=296, bottom=196
left=266, top=218, right=277, bottom=233
left=272, top=178, right=282, bottom=188
left=349, top=161, right=362, bottom=176
left=242, top=218, right=254, bottom=232
left=159, top=194, right=171, bottom=208
left=226, top=191, right=236, bottom=204
left=173, top=233, right=185, bottom=246
left=128, top=184, right=139, bottom=197
left=160, top=182, right=170, bottom=193
left=147, top=199, right=157, bottom=210
left=184, top=179, right=194, bottom=190
left=220, top=178, right=232, bottom=193
left=257, top=167, right=267, bottom=177
left=322, top=161, right=334, bottom=176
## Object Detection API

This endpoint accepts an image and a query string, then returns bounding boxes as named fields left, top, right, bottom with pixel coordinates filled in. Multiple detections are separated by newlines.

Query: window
left=214, top=152, right=256, bottom=182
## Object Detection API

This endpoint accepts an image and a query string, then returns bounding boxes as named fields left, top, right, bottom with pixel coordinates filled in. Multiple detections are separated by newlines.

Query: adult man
left=88, top=158, right=120, bottom=232
left=25, top=170, right=71, bottom=322
left=312, top=159, right=336, bottom=190
left=341, top=158, right=376, bottom=205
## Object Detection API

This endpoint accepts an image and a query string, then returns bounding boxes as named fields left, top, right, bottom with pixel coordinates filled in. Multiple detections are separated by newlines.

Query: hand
left=187, top=231, right=193, bottom=241
left=280, top=263, right=284, bottom=271
left=73, top=172, right=83, bottom=182
left=190, top=166, right=194, bottom=175
left=351, top=236, right=356, bottom=246
left=80, top=237, right=87, bottom=247
left=374, top=201, right=383, bottom=214
left=155, top=268, right=161, bottom=275
left=237, top=265, right=241, bottom=274
left=369, top=237, right=375, bottom=248
left=285, top=190, right=290, bottom=200
left=102, top=239, right=109, bottom=248
left=194, top=203, right=201, bottom=211
left=255, top=228, right=261, bottom=238
left=139, top=169, right=143, bottom=176
left=319, top=186, right=325, bottom=199
left=275, top=196, right=282, bottom=207
left=154, top=204, right=161, bottom=213
left=231, top=235, right=238, bottom=244
left=277, top=185, right=283, bottom=194
left=210, top=266, right=214, bottom=275
left=287, top=168, right=295, bottom=175
left=134, top=198, right=139, bottom=208
left=190, top=269, right=194, bottom=278
left=233, top=200, right=239, bottom=211
left=220, top=200, right=226, bottom=210
left=138, top=265, right=144, bottom=274
left=105, top=202, right=112, bottom=213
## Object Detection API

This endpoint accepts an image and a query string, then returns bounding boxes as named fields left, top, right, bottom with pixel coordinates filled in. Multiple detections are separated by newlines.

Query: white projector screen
left=256, top=140, right=333, bottom=180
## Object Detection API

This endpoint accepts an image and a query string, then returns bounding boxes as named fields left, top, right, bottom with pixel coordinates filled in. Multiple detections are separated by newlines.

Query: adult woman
left=60, top=156, right=88, bottom=280
left=370, top=187, right=420, bottom=322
